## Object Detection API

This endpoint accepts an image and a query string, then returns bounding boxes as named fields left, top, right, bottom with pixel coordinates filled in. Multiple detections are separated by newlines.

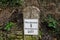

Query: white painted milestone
left=24, top=19, right=38, bottom=35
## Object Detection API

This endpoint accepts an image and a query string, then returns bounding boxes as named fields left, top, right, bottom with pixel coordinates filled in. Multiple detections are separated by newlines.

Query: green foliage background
left=0, top=0, right=24, bottom=7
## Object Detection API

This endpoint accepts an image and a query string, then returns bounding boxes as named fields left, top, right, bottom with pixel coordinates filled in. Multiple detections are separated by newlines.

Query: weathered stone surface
left=24, top=0, right=39, bottom=7
left=23, top=6, right=40, bottom=19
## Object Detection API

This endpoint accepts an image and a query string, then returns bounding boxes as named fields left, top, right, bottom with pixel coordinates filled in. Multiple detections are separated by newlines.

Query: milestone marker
left=24, top=19, right=38, bottom=35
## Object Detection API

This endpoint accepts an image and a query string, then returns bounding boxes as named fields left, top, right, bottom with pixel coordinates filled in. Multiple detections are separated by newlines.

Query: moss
left=24, top=36, right=36, bottom=40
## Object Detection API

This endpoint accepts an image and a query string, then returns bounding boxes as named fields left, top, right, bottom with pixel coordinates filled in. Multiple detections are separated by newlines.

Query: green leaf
left=44, top=14, right=58, bottom=29
left=4, top=22, right=15, bottom=31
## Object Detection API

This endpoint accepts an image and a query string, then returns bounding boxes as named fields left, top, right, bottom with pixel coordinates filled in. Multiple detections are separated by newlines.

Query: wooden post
left=23, top=6, right=40, bottom=40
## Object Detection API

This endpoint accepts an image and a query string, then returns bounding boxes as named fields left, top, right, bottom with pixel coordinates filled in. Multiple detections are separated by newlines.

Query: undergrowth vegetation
left=0, top=0, right=24, bottom=7
left=41, top=14, right=60, bottom=39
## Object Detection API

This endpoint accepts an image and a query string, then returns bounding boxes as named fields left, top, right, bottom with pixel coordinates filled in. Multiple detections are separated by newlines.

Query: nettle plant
left=0, top=0, right=24, bottom=7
